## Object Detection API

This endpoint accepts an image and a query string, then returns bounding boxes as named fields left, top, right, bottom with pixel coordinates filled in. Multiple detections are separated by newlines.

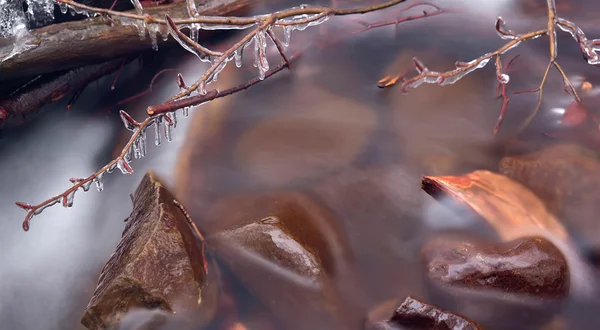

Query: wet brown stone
left=81, top=171, right=219, bottom=330
left=421, top=235, right=569, bottom=329
left=499, top=143, right=600, bottom=252
left=207, top=191, right=360, bottom=330
left=422, top=236, right=570, bottom=299
left=366, top=296, right=482, bottom=330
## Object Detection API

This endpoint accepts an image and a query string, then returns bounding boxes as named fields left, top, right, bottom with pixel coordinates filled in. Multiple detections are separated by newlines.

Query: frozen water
left=0, top=0, right=27, bottom=38
left=26, top=0, right=55, bottom=29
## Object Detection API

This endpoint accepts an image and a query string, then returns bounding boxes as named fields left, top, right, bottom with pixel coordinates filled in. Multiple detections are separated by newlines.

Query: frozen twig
left=384, top=0, right=595, bottom=134
left=16, top=0, right=443, bottom=231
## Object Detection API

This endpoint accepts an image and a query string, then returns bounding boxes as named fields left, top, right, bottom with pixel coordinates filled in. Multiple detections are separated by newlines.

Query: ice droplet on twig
left=116, top=158, right=134, bottom=174
left=62, top=190, right=76, bottom=208
left=81, top=180, right=92, bottom=192
left=33, top=199, right=60, bottom=216
left=94, top=172, right=105, bottom=192
left=119, top=110, right=138, bottom=131
left=498, top=73, right=510, bottom=84
left=199, top=80, right=207, bottom=95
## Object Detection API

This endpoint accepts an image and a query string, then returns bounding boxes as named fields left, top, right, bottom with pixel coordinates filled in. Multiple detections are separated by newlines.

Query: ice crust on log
left=81, top=171, right=218, bottom=330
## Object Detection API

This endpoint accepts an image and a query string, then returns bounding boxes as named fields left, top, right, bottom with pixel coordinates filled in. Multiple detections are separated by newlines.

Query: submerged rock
left=422, top=236, right=569, bottom=299
left=499, top=143, right=600, bottom=256
left=208, top=191, right=360, bottom=330
left=366, top=296, right=482, bottom=330
left=421, top=235, right=569, bottom=329
left=81, top=171, right=219, bottom=330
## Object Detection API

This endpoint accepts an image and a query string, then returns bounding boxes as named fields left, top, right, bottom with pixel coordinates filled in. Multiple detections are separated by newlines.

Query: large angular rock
left=81, top=171, right=219, bottom=330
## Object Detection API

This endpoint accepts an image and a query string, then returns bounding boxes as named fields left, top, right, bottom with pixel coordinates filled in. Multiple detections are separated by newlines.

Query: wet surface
left=2, top=0, right=600, bottom=329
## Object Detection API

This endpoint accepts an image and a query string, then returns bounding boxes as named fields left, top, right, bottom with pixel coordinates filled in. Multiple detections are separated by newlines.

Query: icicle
left=166, top=20, right=213, bottom=63
left=234, top=49, right=243, bottom=68
left=158, top=23, right=169, bottom=41
left=139, top=128, right=147, bottom=157
left=190, top=24, right=198, bottom=42
left=94, top=173, right=105, bottom=192
left=167, top=111, right=177, bottom=129
left=183, top=107, right=189, bottom=117
left=59, top=3, right=68, bottom=15
left=254, top=31, right=269, bottom=80
left=130, top=0, right=144, bottom=15
left=154, top=117, right=163, bottom=146
left=282, top=26, right=292, bottom=47
left=132, top=137, right=141, bottom=159
left=165, top=120, right=173, bottom=142
left=118, top=17, right=146, bottom=40
left=62, top=190, right=76, bottom=208
left=125, top=146, right=133, bottom=163
left=209, top=59, right=229, bottom=83
left=186, top=0, right=199, bottom=17
left=147, top=24, right=159, bottom=51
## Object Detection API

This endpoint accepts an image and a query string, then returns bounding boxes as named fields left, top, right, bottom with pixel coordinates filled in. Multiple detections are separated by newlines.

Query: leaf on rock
left=421, top=170, right=569, bottom=242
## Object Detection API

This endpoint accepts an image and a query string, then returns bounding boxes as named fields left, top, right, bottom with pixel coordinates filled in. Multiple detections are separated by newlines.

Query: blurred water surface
left=1, top=0, right=600, bottom=329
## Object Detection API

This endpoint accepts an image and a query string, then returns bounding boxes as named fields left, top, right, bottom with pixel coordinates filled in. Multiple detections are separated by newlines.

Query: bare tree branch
left=380, top=0, right=597, bottom=135
left=0, top=0, right=256, bottom=81
left=15, top=0, right=440, bottom=231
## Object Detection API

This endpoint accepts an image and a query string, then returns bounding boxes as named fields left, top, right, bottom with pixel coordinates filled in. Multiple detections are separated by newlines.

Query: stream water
left=1, top=0, right=599, bottom=329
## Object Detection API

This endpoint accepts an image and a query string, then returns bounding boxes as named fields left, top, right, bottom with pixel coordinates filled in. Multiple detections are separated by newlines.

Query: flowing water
left=1, top=0, right=599, bottom=329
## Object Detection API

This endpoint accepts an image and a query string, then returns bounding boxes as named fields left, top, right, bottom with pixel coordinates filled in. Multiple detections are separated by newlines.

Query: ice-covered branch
left=383, top=0, right=596, bottom=134
left=0, top=0, right=255, bottom=80
left=15, top=0, right=445, bottom=231
left=16, top=52, right=302, bottom=231
left=57, top=0, right=410, bottom=103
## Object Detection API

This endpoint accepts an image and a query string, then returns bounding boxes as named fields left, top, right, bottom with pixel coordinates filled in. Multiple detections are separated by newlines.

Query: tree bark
left=0, top=0, right=255, bottom=81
